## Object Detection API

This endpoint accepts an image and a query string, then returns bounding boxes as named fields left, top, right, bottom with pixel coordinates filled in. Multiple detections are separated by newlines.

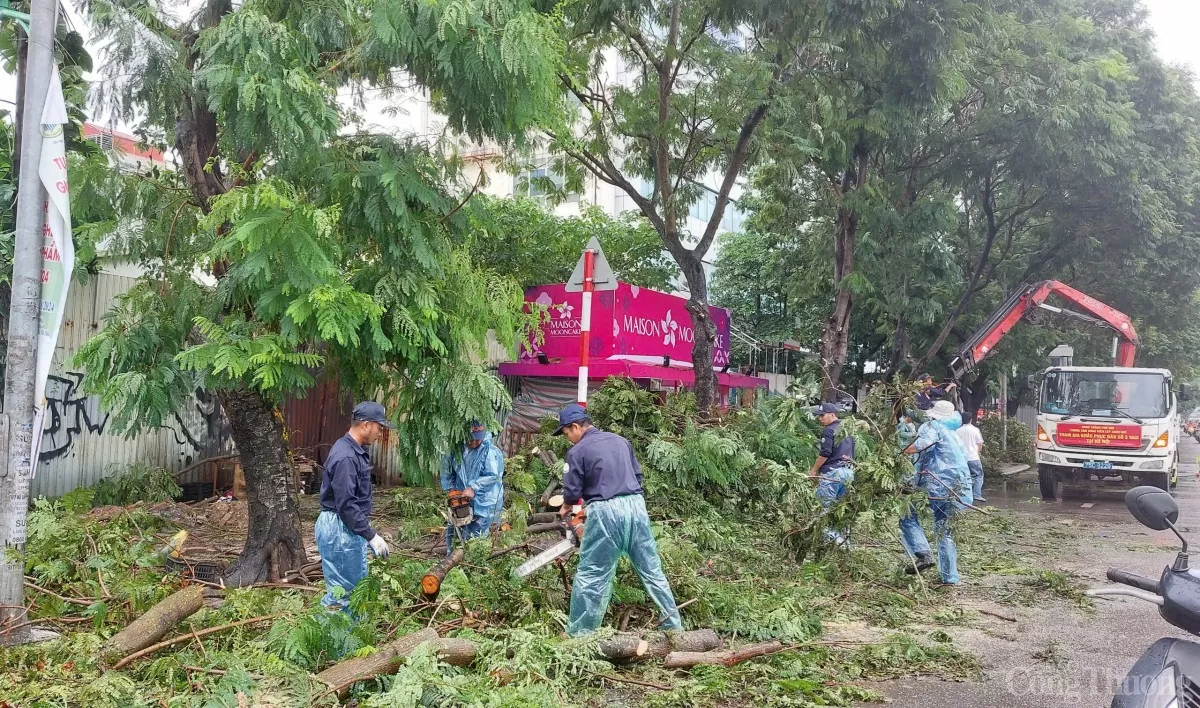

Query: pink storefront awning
left=498, top=359, right=768, bottom=389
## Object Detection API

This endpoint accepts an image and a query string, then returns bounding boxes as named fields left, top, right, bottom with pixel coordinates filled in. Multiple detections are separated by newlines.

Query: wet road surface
left=858, top=433, right=1200, bottom=708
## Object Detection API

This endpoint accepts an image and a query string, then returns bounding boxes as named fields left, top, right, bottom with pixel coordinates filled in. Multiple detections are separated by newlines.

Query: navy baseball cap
left=353, top=401, right=395, bottom=429
left=812, top=402, right=839, bottom=416
left=552, top=403, right=590, bottom=436
left=470, top=420, right=488, bottom=440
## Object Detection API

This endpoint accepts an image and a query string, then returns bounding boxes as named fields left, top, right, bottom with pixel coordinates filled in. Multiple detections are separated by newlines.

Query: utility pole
left=0, top=0, right=57, bottom=645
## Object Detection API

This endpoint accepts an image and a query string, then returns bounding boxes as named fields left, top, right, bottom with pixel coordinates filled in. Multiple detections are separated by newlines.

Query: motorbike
left=1088, top=486, right=1200, bottom=707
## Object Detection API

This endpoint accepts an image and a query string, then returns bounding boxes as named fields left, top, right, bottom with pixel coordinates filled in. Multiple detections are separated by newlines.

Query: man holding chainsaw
left=316, top=402, right=393, bottom=612
left=553, top=403, right=682, bottom=636
left=440, top=420, right=505, bottom=551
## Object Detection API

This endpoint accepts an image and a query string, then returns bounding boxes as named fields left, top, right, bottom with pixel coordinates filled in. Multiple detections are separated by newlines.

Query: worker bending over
left=440, top=420, right=505, bottom=551
left=554, top=403, right=682, bottom=636
left=316, top=402, right=393, bottom=611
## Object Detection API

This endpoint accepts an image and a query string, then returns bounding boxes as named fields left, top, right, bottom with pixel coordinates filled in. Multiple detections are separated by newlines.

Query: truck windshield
left=1041, top=371, right=1168, bottom=419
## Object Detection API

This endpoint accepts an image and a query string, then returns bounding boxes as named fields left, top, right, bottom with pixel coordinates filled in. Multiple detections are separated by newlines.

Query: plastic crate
left=165, top=556, right=222, bottom=583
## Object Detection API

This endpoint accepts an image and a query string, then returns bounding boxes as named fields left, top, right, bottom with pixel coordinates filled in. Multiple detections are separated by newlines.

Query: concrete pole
left=1000, top=372, right=1008, bottom=453
left=0, top=0, right=58, bottom=645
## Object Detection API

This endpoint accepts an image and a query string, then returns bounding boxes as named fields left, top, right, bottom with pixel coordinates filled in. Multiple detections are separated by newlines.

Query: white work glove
left=367, top=534, right=390, bottom=559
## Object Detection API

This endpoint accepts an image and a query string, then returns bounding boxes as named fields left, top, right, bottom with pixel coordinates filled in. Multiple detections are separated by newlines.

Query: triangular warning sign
left=566, top=236, right=617, bottom=292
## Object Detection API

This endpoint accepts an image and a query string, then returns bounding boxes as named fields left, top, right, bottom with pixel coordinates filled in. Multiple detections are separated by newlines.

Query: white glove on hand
left=368, top=534, right=390, bottom=559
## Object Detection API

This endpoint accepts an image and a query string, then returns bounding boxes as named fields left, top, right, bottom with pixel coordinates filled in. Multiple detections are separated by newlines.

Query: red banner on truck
left=1056, top=423, right=1142, bottom=449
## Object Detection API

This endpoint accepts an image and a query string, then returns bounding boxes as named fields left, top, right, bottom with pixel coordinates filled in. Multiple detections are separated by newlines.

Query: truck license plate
left=1083, top=461, right=1114, bottom=470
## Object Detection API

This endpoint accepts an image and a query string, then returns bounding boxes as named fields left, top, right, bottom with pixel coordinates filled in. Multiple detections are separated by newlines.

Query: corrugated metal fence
left=31, top=272, right=236, bottom=498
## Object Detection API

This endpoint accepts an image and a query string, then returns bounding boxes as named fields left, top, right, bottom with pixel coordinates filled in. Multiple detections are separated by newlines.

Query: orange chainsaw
left=513, top=504, right=586, bottom=579
left=447, top=489, right=474, bottom=528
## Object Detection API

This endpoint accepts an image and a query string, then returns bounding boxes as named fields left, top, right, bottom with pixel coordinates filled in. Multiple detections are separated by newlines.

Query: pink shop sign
left=520, top=282, right=731, bottom=367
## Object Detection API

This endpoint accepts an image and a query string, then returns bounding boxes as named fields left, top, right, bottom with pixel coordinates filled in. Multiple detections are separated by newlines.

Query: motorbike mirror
left=1125, top=486, right=1180, bottom=531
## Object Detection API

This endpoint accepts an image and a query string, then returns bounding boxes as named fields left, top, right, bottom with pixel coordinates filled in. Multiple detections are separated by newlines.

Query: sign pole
left=577, top=250, right=594, bottom=406
left=0, top=0, right=58, bottom=646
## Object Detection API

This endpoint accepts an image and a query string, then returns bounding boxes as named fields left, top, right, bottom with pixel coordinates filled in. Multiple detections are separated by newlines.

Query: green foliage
left=467, top=196, right=679, bottom=291
left=980, top=416, right=1036, bottom=471
left=91, top=463, right=183, bottom=507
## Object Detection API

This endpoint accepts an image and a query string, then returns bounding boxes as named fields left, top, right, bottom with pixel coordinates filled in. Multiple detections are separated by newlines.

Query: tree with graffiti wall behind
left=70, top=0, right=562, bottom=585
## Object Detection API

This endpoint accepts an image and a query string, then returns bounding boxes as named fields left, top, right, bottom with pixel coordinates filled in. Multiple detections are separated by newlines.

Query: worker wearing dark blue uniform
left=915, top=373, right=957, bottom=411
left=316, top=402, right=393, bottom=611
left=554, top=403, right=682, bottom=636
left=809, top=402, right=856, bottom=545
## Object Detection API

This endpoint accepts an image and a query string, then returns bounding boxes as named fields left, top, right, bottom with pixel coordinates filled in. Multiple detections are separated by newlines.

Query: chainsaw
left=513, top=505, right=586, bottom=579
left=447, top=489, right=474, bottom=528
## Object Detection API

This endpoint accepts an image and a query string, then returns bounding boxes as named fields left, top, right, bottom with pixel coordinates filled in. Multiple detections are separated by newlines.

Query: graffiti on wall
left=40, top=372, right=109, bottom=462
left=38, top=371, right=233, bottom=467
left=169, top=387, right=233, bottom=464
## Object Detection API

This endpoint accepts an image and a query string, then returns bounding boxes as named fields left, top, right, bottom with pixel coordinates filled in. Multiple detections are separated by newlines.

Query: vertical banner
left=29, top=65, right=73, bottom=476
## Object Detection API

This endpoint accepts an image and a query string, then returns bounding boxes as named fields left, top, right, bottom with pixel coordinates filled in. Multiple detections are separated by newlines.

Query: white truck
left=1032, top=365, right=1184, bottom=499
left=950, top=280, right=1190, bottom=499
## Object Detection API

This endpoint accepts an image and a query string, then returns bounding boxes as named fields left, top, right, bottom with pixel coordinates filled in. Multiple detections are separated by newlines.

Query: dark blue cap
left=553, top=403, right=591, bottom=436
left=470, top=420, right=488, bottom=440
left=813, top=402, right=839, bottom=416
left=353, top=401, right=395, bottom=429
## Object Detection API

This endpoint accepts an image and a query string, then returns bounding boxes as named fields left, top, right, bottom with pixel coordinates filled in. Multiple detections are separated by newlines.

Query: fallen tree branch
left=526, top=512, right=560, bottom=526
left=315, top=628, right=440, bottom=699
left=420, top=549, right=465, bottom=601
left=584, top=668, right=671, bottom=691
left=112, top=613, right=285, bottom=669
left=24, top=579, right=95, bottom=606
left=105, top=585, right=225, bottom=661
left=663, top=639, right=785, bottom=669
left=524, top=522, right=566, bottom=536
left=488, top=542, right=529, bottom=560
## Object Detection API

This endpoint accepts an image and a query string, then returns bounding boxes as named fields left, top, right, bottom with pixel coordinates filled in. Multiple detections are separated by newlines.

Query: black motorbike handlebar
left=1107, top=568, right=1161, bottom=594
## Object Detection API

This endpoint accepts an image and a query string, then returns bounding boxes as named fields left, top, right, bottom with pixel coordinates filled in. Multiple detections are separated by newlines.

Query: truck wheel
left=1147, top=471, right=1171, bottom=492
left=1038, top=465, right=1061, bottom=501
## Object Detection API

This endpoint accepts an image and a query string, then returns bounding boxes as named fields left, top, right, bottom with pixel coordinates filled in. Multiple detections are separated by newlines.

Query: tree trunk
left=315, top=628, right=440, bottom=699
left=819, top=145, right=868, bottom=402
left=959, top=371, right=989, bottom=420
left=680, top=253, right=719, bottom=410
left=218, top=388, right=307, bottom=587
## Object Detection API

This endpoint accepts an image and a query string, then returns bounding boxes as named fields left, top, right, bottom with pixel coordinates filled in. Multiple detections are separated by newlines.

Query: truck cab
left=1033, top=366, right=1184, bottom=499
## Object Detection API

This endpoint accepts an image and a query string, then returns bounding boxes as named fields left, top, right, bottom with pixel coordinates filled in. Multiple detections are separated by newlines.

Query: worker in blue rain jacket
left=440, top=420, right=505, bottom=552
left=915, top=373, right=957, bottom=411
left=808, top=402, right=855, bottom=547
left=898, top=400, right=973, bottom=586
left=316, top=402, right=393, bottom=612
left=554, top=403, right=682, bottom=636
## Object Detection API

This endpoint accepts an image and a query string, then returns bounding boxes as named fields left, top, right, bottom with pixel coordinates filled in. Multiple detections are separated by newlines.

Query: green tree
left=467, top=196, right=678, bottom=290
left=73, top=0, right=563, bottom=585
left=546, top=0, right=831, bottom=408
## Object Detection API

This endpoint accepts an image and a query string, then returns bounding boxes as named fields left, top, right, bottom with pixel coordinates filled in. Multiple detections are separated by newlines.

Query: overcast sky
left=1142, top=0, right=1199, bottom=80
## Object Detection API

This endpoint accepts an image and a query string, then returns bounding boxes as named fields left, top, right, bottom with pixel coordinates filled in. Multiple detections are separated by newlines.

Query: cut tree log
left=547, top=494, right=565, bottom=510
left=604, top=629, right=723, bottom=664
left=420, top=548, right=465, bottom=601
left=524, top=522, right=566, bottom=536
left=104, top=585, right=223, bottom=661
left=537, top=473, right=560, bottom=508
left=535, top=448, right=559, bottom=468
left=427, top=637, right=477, bottom=666
left=597, top=634, right=649, bottom=662
left=526, top=512, right=559, bottom=526
left=316, top=628, right=439, bottom=699
left=662, top=640, right=785, bottom=670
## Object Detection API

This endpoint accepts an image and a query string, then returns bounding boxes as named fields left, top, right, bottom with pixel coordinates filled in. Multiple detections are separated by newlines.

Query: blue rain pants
left=567, top=494, right=682, bottom=636
left=968, top=460, right=985, bottom=500
left=815, top=464, right=854, bottom=547
left=898, top=499, right=961, bottom=584
left=315, top=511, right=368, bottom=611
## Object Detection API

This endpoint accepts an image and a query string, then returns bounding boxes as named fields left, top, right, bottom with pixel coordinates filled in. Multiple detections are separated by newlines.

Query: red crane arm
left=949, top=281, right=1139, bottom=379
